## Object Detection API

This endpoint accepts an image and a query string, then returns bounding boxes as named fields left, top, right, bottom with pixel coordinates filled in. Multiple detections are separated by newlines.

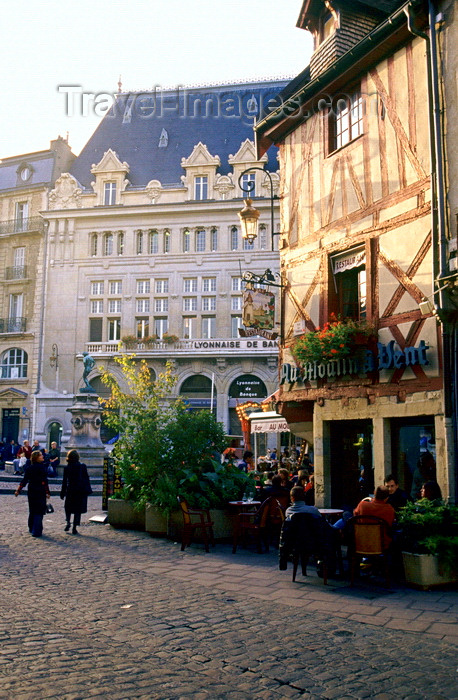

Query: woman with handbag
left=60, top=449, right=92, bottom=534
left=14, top=450, right=51, bottom=537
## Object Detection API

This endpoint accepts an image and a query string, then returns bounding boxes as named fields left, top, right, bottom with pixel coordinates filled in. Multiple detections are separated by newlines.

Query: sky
left=0, top=0, right=313, bottom=159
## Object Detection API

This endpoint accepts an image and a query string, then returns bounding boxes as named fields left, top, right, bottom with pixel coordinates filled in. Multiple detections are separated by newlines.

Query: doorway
left=2, top=408, right=20, bottom=443
left=329, top=419, right=373, bottom=509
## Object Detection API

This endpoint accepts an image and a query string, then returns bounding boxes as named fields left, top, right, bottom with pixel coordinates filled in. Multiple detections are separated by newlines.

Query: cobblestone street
left=1, top=493, right=457, bottom=700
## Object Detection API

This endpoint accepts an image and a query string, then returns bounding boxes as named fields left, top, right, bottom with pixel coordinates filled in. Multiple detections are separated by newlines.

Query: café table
left=318, top=508, right=344, bottom=524
left=228, top=501, right=261, bottom=553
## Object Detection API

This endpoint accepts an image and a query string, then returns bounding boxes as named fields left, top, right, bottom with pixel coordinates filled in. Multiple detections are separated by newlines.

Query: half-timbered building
left=256, top=0, right=457, bottom=505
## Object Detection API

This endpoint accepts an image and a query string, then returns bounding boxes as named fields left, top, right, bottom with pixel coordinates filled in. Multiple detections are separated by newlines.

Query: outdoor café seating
left=348, top=515, right=391, bottom=588
left=232, top=497, right=285, bottom=553
left=279, top=512, right=339, bottom=585
left=177, top=497, right=215, bottom=553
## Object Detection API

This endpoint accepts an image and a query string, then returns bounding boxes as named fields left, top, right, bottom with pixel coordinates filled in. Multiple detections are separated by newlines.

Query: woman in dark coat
left=14, top=450, right=51, bottom=537
left=60, top=449, right=92, bottom=534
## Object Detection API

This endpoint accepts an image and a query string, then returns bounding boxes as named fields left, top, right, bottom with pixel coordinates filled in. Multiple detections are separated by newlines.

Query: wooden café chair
left=348, top=515, right=391, bottom=587
left=232, top=497, right=285, bottom=553
left=177, top=497, right=215, bottom=553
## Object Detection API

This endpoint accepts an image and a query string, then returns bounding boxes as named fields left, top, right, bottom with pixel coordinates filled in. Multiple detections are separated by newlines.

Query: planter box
left=168, top=507, right=234, bottom=543
left=108, top=499, right=145, bottom=530
left=402, top=552, right=458, bottom=590
left=145, top=503, right=168, bottom=536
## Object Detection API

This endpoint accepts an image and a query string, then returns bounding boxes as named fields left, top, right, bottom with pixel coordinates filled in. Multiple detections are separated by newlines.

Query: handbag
left=46, top=502, right=54, bottom=514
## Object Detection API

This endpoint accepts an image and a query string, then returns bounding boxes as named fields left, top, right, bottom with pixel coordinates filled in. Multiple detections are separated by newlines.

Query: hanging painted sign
left=242, top=288, right=275, bottom=330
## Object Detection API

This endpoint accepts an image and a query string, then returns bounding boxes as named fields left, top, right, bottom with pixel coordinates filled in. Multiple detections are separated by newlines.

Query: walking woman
left=14, top=450, right=51, bottom=537
left=60, top=449, right=92, bottom=534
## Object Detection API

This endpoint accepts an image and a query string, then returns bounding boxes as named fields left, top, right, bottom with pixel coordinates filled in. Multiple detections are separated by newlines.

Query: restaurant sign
left=251, top=417, right=290, bottom=433
left=280, top=340, right=429, bottom=384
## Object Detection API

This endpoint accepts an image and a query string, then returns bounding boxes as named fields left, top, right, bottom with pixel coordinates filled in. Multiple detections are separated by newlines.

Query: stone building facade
left=256, top=1, right=457, bottom=504
left=0, top=138, right=75, bottom=446
left=34, top=81, right=286, bottom=450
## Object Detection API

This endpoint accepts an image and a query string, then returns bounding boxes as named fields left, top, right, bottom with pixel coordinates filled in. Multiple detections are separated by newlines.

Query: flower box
left=167, top=507, right=234, bottom=542
left=108, top=499, right=145, bottom=530
left=402, top=552, right=458, bottom=590
left=145, top=503, right=168, bottom=536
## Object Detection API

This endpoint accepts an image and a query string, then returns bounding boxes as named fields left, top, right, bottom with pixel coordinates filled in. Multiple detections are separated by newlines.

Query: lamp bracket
left=242, top=268, right=284, bottom=289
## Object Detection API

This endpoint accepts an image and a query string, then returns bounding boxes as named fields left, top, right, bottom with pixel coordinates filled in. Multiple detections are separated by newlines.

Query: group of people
left=14, top=449, right=92, bottom=538
left=0, top=439, right=61, bottom=477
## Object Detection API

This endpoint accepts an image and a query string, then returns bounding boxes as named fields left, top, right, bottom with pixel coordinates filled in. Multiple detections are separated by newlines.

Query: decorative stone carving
left=214, top=174, right=234, bottom=200
left=48, top=173, right=82, bottom=210
left=146, top=179, right=163, bottom=203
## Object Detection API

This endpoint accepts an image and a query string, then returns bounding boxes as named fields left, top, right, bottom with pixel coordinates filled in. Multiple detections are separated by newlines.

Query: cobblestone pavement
left=1, top=494, right=457, bottom=700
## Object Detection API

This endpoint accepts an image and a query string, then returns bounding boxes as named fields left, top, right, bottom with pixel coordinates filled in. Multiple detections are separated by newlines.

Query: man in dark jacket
left=384, top=474, right=410, bottom=511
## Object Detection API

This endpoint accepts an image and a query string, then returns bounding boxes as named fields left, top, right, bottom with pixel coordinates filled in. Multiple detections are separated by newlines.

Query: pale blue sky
left=1, top=0, right=312, bottom=159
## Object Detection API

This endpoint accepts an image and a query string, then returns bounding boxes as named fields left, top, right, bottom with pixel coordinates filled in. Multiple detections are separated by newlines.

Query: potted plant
left=143, top=334, right=158, bottom=348
left=161, top=333, right=179, bottom=345
left=397, top=500, right=458, bottom=589
left=292, top=315, right=376, bottom=365
left=121, top=334, right=138, bottom=349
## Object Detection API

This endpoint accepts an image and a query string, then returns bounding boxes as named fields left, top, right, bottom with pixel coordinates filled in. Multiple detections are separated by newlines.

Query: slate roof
left=0, top=154, right=55, bottom=192
left=70, top=80, right=288, bottom=190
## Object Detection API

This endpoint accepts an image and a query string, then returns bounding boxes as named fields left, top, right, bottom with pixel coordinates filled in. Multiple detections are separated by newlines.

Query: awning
left=332, top=249, right=365, bottom=274
left=249, top=411, right=290, bottom=433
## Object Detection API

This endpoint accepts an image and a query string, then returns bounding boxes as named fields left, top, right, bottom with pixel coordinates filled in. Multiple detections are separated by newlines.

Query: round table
left=318, top=508, right=344, bottom=523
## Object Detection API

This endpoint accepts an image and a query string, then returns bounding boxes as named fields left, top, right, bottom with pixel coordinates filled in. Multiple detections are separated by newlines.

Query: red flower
left=330, top=349, right=338, bottom=354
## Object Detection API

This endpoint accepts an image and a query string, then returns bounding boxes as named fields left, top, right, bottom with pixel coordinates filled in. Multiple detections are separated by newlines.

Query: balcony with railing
left=86, top=336, right=278, bottom=357
left=0, top=217, right=45, bottom=235
left=0, top=317, right=27, bottom=333
left=5, top=266, right=27, bottom=280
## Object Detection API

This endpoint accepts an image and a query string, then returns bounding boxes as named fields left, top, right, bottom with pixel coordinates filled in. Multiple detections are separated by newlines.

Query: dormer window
left=195, top=176, right=208, bottom=200
left=104, top=182, right=117, bottom=205
left=321, top=11, right=336, bottom=44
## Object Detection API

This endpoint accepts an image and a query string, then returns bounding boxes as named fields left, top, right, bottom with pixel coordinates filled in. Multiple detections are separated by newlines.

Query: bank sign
left=280, top=340, right=429, bottom=384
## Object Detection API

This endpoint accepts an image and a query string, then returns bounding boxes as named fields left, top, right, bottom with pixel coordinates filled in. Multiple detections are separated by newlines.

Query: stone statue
left=80, top=352, right=96, bottom=393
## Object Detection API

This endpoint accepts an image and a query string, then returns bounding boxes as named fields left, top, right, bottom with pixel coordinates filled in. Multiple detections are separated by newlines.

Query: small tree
left=100, top=356, right=252, bottom=512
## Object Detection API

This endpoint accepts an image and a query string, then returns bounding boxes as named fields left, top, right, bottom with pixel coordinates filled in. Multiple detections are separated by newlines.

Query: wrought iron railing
left=0, top=217, right=45, bottom=235
left=5, top=266, right=27, bottom=280
left=0, top=317, right=27, bottom=333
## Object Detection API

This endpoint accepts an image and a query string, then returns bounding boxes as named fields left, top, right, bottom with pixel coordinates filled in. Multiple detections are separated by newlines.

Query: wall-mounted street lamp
left=237, top=167, right=279, bottom=251
left=49, top=343, right=59, bottom=369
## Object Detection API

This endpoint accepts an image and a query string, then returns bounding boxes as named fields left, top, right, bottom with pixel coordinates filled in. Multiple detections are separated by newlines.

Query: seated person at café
left=278, top=468, right=293, bottom=491
left=353, top=486, right=396, bottom=544
left=419, top=480, right=442, bottom=503
left=262, top=474, right=290, bottom=503
left=292, top=469, right=309, bottom=488
left=285, top=486, right=321, bottom=521
left=384, top=474, right=410, bottom=511
left=304, top=474, right=315, bottom=505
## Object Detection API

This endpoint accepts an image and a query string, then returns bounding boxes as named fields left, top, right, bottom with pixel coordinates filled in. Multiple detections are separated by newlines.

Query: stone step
left=0, top=472, right=103, bottom=496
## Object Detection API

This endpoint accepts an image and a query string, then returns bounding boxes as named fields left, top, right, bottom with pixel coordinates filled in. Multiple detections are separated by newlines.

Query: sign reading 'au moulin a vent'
left=280, top=340, right=429, bottom=385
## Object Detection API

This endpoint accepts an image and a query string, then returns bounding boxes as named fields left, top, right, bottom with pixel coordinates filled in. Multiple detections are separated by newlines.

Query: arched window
left=149, top=229, right=159, bottom=254
left=196, top=229, right=206, bottom=252
left=163, top=229, right=171, bottom=253
left=231, top=226, right=238, bottom=251
left=117, top=231, right=124, bottom=255
left=183, top=228, right=191, bottom=253
left=90, top=233, right=98, bottom=257
left=103, top=232, right=113, bottom=256
left=210, top=227, right=218, bottom=251
left=180, top=374, right=215, bottom=413
left=1, top=348, right=28, bottom=378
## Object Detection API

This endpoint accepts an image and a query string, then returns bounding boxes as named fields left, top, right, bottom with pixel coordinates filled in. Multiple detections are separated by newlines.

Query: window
left=240, top=172, right=255, bottom=197
left=321, top=11, right=336, bottom=43
left=231, top=296, right=243, bottom=311
left=194, top=175, right=208, bottom=200
left=136, top=318, right=149, bottom=339
left=155, top=279, right=169, bottom=294
left=136, top=230, right=144, bottom=254
left=183, top=297, right=197, bottom=312
left=183, top=278, right=197, bottom=293
left=202, top=316, right=216, bottom=339
left=108, top=319, right=121, bottom=341
left=136, top=298, right=150, bottom=313
left=89, top=318, right=103, bottom=342
left=15, top=202, right=28, bottom=232
left=210, top=227, right=218, bottom=251
left=243, top=237, right=255, bottom=251
left=231, top=276, right=244, bottom=292
left=331, top=248, right=366, bottom=320
left=202, top=297, right=216, bottom=311
left=164, top=229, right=171, bottom=253
left=91, top=281, right=104, bottom=295
left=109, top=280, right=122, bottom=295
left=196, top=229, right=206, bottom=252
left=117, top=231, right=124, bottom=255
left=103, top=232, right=113, bottom=256
left=91, top=300, right=103, bottom=314
left=90, top=233, right=98, bottom=257
left=183, top=317, right=195, bottom=339
left=1, top=348, right=27, bottom=379
left=108, top=299, right=121, bottom=313
left=149, top=230, right=159, bottom=254
left=137, top=279, right=150, bottom=294
left=259, top=224, right=267, bottom=251
left=202, top=277, right=216, bottom=292
left=14, top=247, right=25, bottom=267
left=9, top=293, right=23, bottom=322
left=155, top=298, right=169, bottom=313
left=183, top=229, right=191, bottom=252
left=104, top=182, right=116, bottom=205
left=154, top=318, right=168, bottom=338
left=330, top=91, right=363, bottom=152
left=231, top=316, right=243, bottom=338
left=231, top=226, right=238, bottom=251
